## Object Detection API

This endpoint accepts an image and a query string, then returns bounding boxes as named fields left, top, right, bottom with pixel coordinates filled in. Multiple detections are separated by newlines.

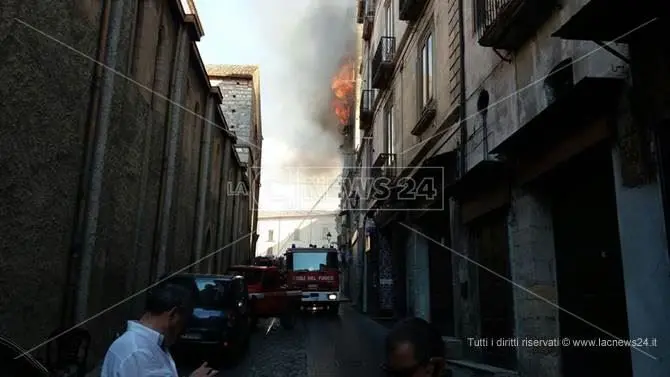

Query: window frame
left=418, top=28, right=434, bottom=111
left=384, top=0, right=394, bottom=37
left=384, top=102, right=395, bottom=157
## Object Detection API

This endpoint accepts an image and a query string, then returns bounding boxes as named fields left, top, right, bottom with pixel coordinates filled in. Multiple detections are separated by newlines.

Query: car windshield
left=168, top=276, right=232, bottom=309
left=290, top=252, right=338, bottom=272
left=228, top=269, right=263, bottom=285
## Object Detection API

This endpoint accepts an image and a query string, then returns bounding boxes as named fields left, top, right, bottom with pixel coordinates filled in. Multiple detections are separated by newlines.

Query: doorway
left=470, top=208, right=515, bottom=370
left=550, top=143, right=632, bottom=377
left=422, top=210, right=455, bottom=336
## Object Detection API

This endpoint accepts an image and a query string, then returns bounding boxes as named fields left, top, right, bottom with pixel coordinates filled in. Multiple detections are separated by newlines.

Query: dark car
left=166, top=274, right=251, bottom=367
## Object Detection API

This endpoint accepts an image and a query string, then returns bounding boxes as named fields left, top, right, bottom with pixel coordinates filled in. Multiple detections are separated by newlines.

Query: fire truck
left=284, top=245, right=341, bottom=314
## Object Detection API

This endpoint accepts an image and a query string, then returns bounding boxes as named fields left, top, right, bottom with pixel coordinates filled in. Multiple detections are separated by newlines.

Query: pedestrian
left=381, top=317, right=447, bottom=377
left=101, top=282, right=219, bottom=377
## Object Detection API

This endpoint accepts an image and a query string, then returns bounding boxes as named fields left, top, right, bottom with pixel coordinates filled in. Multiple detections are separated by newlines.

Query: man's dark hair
left=145, top=282, right=194, bottom=317
left=385, top=317, right=445, bottom=362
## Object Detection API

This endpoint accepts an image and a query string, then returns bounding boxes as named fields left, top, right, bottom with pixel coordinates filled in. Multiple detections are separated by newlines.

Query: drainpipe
left=193, top=93, right=215, bottom=272
left=451, top=0, right=468, bottom=339
left=457, top=0, right=467, bottom=173
left=74, top=0, right=126, bottom=323
left=156, top=25, right=190, bottom=277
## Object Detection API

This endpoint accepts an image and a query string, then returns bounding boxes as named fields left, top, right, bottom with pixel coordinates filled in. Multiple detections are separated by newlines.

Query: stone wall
left=0, top=0, right=250, bottom=365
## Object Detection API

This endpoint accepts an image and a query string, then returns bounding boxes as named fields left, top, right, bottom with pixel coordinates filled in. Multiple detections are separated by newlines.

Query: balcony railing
left=359, top=89, right=376, bottom=130
left=373, top=152, right=396, bottom=169
left=399, top=0, right=428, bottom=22
left=371, top=37, right=396, bottom=90
left=475, top=0, right=557, bottom=50
left=362, top=2, right=375, bottom=40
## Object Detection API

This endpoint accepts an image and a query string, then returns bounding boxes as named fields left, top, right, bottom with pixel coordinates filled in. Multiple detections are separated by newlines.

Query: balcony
left=359, top=89, right=376, bottom=130
left=362, top=3, right=375, bottom=41
left=411, top=99, right=437, bottom=136
left=552, top=0, right=666, bottom=43
left=399, top=0, right=428, bottom=22
left=371, top=37, right=396, bottom=90
left=372, top=152, right=396, bottom=169
left=475, top=0, right=557, bottom=50
left=448, top=122, right=507, bottom=199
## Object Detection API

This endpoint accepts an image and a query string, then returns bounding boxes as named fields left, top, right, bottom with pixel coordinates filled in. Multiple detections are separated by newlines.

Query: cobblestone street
left=178, top=304, right=387, bottom=377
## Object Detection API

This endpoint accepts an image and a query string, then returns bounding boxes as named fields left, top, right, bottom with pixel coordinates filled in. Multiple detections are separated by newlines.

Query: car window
left=168, top=276, right=232, bottom=309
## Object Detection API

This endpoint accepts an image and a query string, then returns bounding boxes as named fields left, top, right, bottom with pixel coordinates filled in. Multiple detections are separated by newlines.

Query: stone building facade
left=346, top=0, right=670, bottom=376
left=208, top=65, right=263, bottom=268
left=0, top=0, right=257, bottom=365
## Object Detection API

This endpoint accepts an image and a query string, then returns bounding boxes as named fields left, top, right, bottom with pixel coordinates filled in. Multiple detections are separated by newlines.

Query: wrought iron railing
left=372, top=36, right=396, bottom=76
left=474, top=0, right=514, bottom=35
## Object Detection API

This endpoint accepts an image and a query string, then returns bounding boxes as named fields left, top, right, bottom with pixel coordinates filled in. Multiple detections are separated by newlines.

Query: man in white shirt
left=101, top=283, right=218, bottom=377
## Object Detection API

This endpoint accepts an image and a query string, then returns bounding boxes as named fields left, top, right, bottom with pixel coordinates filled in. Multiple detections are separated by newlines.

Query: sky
left=193, top=0, right=356, bottom=214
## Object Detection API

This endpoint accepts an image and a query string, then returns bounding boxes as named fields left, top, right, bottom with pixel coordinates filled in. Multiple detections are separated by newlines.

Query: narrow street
left=178, top=304, right=387, bottom=377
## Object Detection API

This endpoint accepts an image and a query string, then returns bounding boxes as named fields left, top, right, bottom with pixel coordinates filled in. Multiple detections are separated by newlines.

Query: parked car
left=0, top=335, right=49, bottom=377
left=166, top=274, right=251, bottom=367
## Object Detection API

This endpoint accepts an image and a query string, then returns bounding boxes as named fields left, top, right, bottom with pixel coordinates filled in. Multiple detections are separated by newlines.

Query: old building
left=348, top=0, right=462, bottom=326
left=344, top=0, right=670, bottom=376
left=0, top=0, right=257, bottom=366
left=208, top=64, right=263, bottom=269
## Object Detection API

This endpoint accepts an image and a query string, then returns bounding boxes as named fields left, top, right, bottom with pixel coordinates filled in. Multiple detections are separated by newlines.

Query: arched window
left=544, top=58, right=574, bottom=104
left=477, top=89, right=490, bottom=115
left=476, top=90, right=491, bottom=154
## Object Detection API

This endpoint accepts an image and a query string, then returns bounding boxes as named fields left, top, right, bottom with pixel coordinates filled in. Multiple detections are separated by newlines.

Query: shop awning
left=552, top=0, right=664, bottom=42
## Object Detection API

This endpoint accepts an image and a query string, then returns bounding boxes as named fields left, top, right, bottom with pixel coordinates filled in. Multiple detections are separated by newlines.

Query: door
left=552, top=145, right=631, bottom=377
left=471, top=208, right=515, bottom=370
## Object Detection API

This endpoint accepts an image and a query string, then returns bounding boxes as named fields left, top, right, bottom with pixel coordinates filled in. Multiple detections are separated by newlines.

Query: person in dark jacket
left=382, top=317, right=447, bottom=377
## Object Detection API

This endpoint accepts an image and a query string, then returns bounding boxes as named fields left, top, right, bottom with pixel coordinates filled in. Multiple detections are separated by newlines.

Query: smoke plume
left=274, top=0, right=357, bottom=177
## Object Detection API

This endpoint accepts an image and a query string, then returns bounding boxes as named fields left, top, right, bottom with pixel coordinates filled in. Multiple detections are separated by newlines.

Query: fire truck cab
left=284, top=245, right=341, bottom=314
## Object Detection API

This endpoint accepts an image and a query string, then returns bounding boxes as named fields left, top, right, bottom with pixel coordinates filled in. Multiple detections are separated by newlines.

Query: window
left=419, top=33, right=434, bottom=109
left=268, top=229, right=274, bottom=242
left=322, top=227, right=330, bottom=239
left=293, top=228, right=301, bottom=241
left=289, top=251, right=339, bottom=272
left=167, top=276, right=232, bottom=309
left=385, top=0, right=394, bottom=37
left=384, top=104, right=395, bottom=156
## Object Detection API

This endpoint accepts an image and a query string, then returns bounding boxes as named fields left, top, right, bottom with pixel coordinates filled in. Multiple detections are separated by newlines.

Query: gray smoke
left=272, top=0, right=357, bottom=177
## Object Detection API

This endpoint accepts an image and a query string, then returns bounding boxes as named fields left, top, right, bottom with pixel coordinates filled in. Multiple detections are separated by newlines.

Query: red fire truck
left=284, top=245, right=341, bottom=314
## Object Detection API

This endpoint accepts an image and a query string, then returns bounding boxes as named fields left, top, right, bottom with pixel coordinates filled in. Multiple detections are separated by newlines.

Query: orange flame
left=331, top=59, right=355, bottom=126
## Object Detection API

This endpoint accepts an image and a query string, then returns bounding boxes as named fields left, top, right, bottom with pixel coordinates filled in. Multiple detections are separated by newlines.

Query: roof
left=206, top=64, right=259, bottom=78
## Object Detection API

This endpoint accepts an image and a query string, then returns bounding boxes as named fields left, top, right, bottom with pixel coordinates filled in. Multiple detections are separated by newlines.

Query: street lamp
left=326, top=231, right=332, bottom=244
